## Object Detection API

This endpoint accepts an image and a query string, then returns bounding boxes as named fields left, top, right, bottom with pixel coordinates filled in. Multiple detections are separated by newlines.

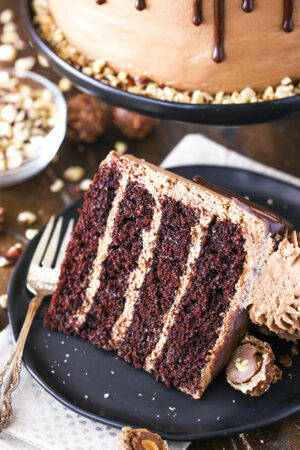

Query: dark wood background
left=0, top=2, right=299, bottom=449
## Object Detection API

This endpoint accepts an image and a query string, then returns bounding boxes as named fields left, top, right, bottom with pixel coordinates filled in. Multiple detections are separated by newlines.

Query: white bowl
left=0, top=69, right=67, bottom=187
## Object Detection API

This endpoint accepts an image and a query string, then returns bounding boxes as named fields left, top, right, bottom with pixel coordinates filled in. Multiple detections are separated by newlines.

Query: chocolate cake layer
left=80, top=182, right=155, bottom=349
left=44, top=161, right=121, bottom=333
left=152, top=218, right=246, bottom=397
left=118, top=198, right=198, bottom=368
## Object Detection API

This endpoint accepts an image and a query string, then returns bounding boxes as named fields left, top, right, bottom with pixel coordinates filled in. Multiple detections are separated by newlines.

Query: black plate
left=8, top=166, right=300, bottom=441
left=20, top=0, right=300, bottom=126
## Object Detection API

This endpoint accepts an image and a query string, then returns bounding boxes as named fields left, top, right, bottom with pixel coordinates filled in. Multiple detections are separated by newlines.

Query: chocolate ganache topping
left=242, top=0, right=254, bottom=13
left=283, top=0, right=295, bottom=32
left=213, top=0, right=225, bottom=63
left=135, top=0, right=146, bottom=11
left=95, top=1, right=295, bottom=63
left=193, top=175, right=292, bottom=237
left=192, top=0, right=202, bottom=26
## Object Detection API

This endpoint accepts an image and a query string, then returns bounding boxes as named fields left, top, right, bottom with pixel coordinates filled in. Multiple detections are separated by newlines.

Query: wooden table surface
left=0, top=2, right=299, bottom=449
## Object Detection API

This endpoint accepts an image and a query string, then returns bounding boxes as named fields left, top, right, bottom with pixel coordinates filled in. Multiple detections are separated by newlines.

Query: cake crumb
left=111, top=370, right=114, bottom=375
left=84, top=395, right=88, bottom=399
left=279, top=354, right=292, bottom=367
left=267, top=198, right=274, bottom=206
left=104, top=393, right=110, bottom=398
left=169, top=407, right=176, bottom=411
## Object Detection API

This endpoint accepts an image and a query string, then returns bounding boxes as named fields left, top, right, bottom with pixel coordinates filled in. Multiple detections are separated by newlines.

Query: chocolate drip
left=95, top=0, right=296, bottom=64
left=283, top=0, right=295, bottom=32
left=192, top=0, right=202, bottom=26
left=135, top=0, right=146, bottom=11
left=242, top=0, right=254, bottom=13
left=193, top=175, right=292, bottom=237
left=213, top=0, right=225, bottom=63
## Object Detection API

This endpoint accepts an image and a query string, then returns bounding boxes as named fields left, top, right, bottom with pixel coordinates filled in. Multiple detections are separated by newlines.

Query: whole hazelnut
left=112, top=107, right=158, bottom=140
left=67, top=94, right=111, bottom=143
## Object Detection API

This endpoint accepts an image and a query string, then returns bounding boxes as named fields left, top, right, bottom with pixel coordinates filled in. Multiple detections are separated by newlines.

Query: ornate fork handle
left=0, top=296, right=42, bottom=432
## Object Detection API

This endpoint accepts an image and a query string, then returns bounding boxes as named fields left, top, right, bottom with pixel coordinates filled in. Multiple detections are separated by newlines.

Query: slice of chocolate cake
left=44, top=151, right=294, bottom=399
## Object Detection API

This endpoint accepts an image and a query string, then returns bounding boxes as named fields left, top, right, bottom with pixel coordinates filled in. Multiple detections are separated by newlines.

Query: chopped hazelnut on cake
left=44, top=152, right=298, bottom=398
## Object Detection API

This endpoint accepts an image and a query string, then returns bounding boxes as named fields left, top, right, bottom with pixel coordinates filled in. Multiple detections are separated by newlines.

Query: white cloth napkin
left=1, top=133, right=299, bottom=450
left=161, top=134, right=300, bottom=188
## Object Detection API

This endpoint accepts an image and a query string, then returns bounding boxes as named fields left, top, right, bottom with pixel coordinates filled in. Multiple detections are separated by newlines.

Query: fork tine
left=30, top=215, right=55, bottom=267
left=41, top=216, right=63, bottom=267
left=55, top=218, right=74, bottom=269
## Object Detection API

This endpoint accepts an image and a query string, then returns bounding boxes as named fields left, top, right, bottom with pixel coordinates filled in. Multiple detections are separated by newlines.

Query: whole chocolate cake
left=44, top=0, right=299, bottom=96
left=44, top=152, right=299, bottom=399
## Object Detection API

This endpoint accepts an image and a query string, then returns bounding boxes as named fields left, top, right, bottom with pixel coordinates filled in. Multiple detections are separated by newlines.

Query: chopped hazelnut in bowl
left=0, top=69, right=67, bottom=187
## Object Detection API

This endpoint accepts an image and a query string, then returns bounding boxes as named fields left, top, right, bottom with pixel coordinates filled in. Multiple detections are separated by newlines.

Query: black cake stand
left=21, top=0, right=300, bottom=126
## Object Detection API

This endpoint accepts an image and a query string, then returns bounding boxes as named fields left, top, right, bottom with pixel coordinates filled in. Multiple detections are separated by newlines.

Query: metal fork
left=0, top=215, right=74, bottom=432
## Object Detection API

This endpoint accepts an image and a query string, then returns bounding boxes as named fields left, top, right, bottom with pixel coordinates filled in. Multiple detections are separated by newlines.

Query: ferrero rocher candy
left=67, top=94, right=111, bottom=143
left=226, top=335, right=282, bottom=396
left=112, top=107, right=158, bottom=140
left=118, top=426, right=168, bottom=450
